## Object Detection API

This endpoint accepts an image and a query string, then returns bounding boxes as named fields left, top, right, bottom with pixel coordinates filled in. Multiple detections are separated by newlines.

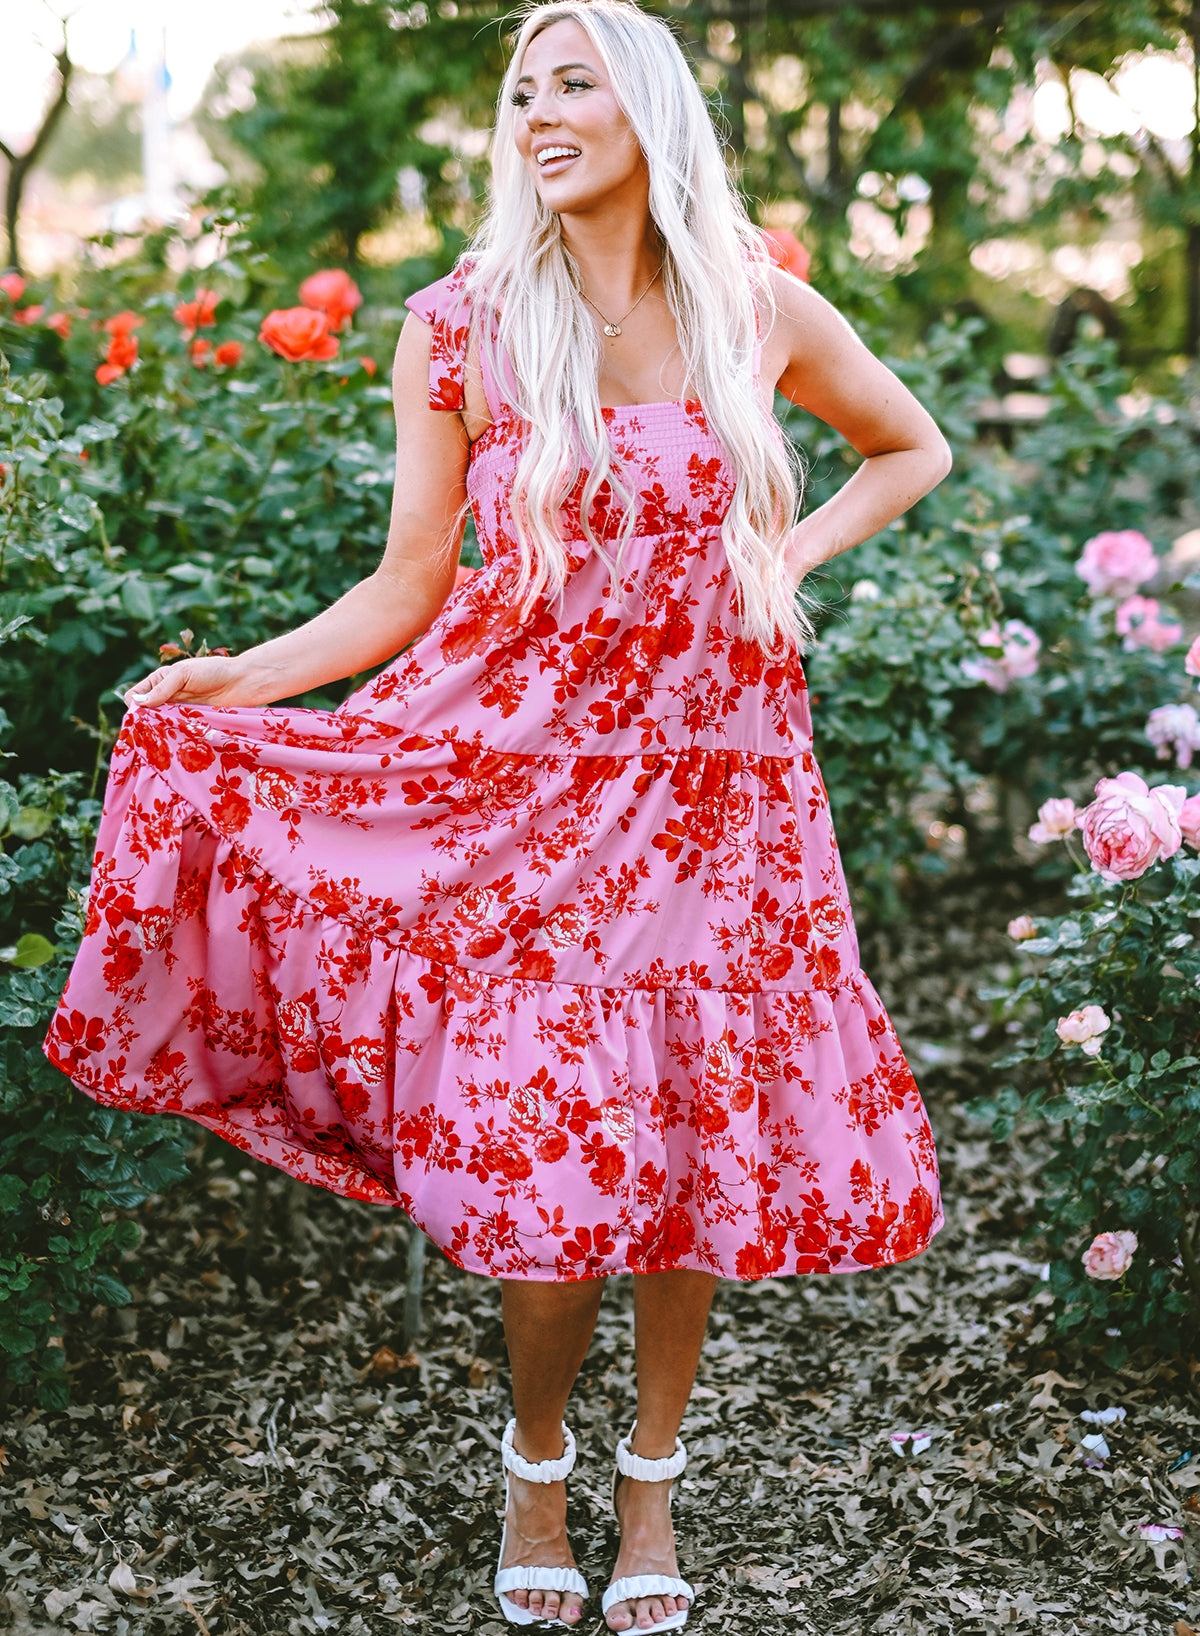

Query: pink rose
left=1029, top=797, right=1077, bottom=845
left=1180, top=793, right=1200, bottom=849
left=1145, top=704, right=1200, bottom=770
left=1076, top=530, right=1157, bottom=598
left=1007, top=914, right=1037, bottom=941
left=1056, top=1004, right=1111, bottom=1056
left=1186, top=635, right=1200, bottom=680
left=1081, top=1229, right=1137, bottom=1280
left=961, top=620, right=1040, bottom=692
left=1076, top=771, right=1185, bottom=881
left=1114, top=595, right=1182, bottom=653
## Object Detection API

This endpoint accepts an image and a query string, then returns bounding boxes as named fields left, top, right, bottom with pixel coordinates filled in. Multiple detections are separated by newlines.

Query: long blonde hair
left=462, top=0, right=812, bottom=652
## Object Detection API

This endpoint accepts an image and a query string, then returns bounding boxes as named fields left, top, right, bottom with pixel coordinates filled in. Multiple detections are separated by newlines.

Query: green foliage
left=0, top=771, right=193, bottom=1407
left=976, top=851, right=1200, bottom=1364
left=802, top=321, right=1198, bottom=915
left=1, top=236, right=400, bottom=776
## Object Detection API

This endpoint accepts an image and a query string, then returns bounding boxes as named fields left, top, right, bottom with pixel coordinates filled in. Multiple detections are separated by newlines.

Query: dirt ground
left=2, top=899, right=1199, bottom=1635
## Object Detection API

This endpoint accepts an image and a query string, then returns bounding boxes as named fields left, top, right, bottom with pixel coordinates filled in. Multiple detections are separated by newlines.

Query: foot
left=605, top=1473, right=688, bottom=1631
left=499, top=1467, right=585, bottom=1625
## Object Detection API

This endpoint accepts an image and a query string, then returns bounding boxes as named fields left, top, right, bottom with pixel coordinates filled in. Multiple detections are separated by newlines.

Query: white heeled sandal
left=602, top=1424, right=695, bottom=1634
left=494, top=1418, right=589, bottom=1626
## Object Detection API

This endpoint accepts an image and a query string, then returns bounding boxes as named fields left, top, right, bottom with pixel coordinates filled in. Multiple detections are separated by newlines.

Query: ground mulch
left=2, top=892, right=1199, bottom=1635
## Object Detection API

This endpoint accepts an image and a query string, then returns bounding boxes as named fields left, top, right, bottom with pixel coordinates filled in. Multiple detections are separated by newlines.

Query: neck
left=559, top=209, right=662, bottom=309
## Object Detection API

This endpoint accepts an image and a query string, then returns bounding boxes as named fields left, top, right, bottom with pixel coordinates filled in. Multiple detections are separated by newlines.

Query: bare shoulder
left=757, top=263, right=870, bottom=386
left=392, top=307, right=436, bottom=401
left=757, top=263, right=949, bottom=461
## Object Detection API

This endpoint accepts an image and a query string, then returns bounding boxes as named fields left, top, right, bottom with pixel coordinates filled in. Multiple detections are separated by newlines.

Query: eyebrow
left=515, top=61, right=598, bottom=85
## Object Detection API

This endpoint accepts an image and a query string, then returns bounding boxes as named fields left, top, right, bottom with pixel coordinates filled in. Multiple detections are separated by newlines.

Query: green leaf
left=3, top=934, right=57, bottom=969
left=90, top=1273, right=132, bottom=1306
left=120, top=577, right=157, bottom=623
left=10, top=807, right=53, bottom=840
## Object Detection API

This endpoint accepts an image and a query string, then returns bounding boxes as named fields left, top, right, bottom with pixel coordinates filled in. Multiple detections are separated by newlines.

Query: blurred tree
left=40, top=72, right=141, bottom=191
left=201, top=0, right=508, bottom=273
left=0, top=24, right=73, bottom=273
left=198, top=0, right=1196, bottom=357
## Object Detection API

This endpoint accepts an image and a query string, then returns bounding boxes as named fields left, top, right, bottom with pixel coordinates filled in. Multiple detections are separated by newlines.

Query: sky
left=1, top=0, right=324, bottom=141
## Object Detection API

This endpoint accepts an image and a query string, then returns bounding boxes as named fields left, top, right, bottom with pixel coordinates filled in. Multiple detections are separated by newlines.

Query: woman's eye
left=510, top=90, right=532, bottom=107
left=563, top=78, right=592, bottom=92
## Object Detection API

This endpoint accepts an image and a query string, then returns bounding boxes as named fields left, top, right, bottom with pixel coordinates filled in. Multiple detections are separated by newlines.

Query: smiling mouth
left=536, top=146, right=582, bottom=172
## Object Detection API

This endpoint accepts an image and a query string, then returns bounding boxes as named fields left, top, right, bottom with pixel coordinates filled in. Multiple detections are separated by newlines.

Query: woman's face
left=511, top=19, right=648, bottom=217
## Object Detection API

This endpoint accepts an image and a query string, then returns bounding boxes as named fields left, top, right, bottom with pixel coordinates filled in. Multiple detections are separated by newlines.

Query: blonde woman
left=47, top=0, right=953, bottom=1628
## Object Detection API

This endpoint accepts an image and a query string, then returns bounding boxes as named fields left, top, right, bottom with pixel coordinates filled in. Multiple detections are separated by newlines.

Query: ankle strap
left=616, top=1424, right=687, bottom=1483
left=501, top=1419, right=577, bottom=1483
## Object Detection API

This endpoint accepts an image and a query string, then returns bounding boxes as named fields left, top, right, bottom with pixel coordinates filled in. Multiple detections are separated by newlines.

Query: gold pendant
left=603, top=322, right=621, bottom=337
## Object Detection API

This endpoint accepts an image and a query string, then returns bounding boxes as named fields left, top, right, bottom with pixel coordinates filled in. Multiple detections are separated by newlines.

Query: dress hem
left=48, top=1044, right=945, bottom=1282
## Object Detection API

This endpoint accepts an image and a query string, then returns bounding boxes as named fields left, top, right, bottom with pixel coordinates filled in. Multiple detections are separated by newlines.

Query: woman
left=45, top=1, right=952, bottom=1629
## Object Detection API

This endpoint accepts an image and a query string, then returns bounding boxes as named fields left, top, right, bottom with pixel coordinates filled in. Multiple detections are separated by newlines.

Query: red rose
left=729, top=1079, right=755, bottom=1114
left=493, top=1143, right=533, bottom=1183
left=173, top=289, right=218, bottom=335
left=96, top=331, right=138, bottom=385
left=103, top=311, right=143, bottom=338
left=210, top=784, right=252, bottom=833
left=534, top=1128, right=569, bottom=1162
left=728, top=636, right=764, bottom=685
left=349, top=1037, right=388, bottom=1082
left=299, top=268, right=362, bottom=332
left=259, top=307, right=339, bottom=362
left=761, top=227, right=811, bottom=283
left=177, top=739, right=216, bottom=773
left=214, top=340, right=243, bottom=367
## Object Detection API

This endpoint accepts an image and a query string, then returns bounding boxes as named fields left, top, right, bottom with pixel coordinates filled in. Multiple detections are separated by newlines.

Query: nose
left=522, top=86, right=559, bottom=129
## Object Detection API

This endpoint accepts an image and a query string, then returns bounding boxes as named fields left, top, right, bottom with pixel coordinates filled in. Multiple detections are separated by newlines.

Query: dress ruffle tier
left=45, top=265, right=943, bottom=1281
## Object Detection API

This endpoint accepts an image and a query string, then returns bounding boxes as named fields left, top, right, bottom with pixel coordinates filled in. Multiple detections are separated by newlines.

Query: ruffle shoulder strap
left=404, top=261, right=512, bottom=422
left=404, top=265, right=473, bottom=413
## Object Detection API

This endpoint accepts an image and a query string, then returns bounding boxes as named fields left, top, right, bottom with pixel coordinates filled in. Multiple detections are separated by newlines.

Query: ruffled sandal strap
left=501, top=1418, right=577, bottom=1483
left=495, top=1565, right=589, bottom=1598
left=601, top=1575, right=694, bottom=1614
left=615, top=1425, right=687, bottom=1483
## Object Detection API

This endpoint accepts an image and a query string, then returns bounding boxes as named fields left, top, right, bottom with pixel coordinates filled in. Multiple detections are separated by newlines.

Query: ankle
left=511, top=1422, right=568, bottom=1464
left=628, top=1429, right=681, bottom=1461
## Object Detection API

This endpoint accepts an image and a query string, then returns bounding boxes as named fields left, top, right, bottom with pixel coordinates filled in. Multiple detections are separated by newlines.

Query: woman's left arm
left=762, top=264, right=954, bottom=587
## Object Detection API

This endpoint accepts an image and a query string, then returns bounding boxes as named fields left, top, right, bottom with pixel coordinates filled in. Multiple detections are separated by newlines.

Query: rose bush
left=976, top=644, right=1200, bottom=1358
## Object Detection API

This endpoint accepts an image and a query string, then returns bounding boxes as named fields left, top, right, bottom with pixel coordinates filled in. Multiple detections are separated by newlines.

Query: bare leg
left=499, top=1277, right=607, bottom=1624
left=606, top=1270, right=718, bottom=1632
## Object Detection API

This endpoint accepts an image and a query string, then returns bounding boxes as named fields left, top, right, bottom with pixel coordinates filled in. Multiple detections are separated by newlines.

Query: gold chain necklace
left=579, top=264, right=662, bottom=337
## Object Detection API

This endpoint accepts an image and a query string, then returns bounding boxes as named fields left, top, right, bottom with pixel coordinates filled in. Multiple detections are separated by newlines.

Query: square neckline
left=600, top=398, right=703, bottom=416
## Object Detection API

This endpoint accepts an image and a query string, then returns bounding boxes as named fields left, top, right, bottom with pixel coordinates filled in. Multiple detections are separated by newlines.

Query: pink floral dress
left=44, top=267, right=943, bottom=1281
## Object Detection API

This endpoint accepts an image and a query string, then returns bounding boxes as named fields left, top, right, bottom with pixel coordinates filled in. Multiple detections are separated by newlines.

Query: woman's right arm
left=122, top=310, right=470, bottom=710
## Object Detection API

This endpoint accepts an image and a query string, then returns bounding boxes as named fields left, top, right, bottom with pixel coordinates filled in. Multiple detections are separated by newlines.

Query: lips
left=535, top=145, right=581, bottom=177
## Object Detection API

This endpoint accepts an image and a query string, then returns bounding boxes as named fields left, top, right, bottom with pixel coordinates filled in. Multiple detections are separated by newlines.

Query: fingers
left=122, top=663, right=191, bottom=711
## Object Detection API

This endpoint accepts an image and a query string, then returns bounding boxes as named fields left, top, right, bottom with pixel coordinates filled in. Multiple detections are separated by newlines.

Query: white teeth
left=536, top=147, right=581, bottom=165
